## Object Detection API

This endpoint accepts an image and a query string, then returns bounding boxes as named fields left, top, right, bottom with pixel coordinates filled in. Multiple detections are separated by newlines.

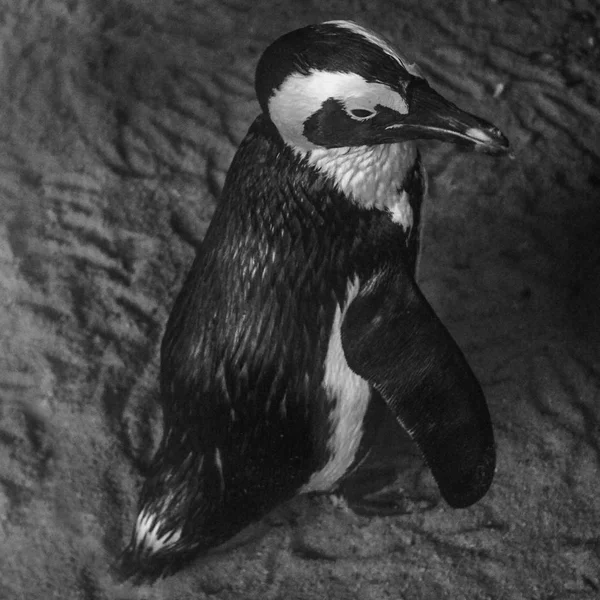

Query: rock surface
left=1, top=1, right=599, bottom=599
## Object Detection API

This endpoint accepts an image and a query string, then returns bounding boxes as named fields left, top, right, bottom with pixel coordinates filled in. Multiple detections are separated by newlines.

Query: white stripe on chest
left=301, top=277, right=371, bottom=493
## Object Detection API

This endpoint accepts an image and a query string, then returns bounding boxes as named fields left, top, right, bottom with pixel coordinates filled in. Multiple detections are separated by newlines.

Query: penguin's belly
left=301, top=277, right=371, bottom=493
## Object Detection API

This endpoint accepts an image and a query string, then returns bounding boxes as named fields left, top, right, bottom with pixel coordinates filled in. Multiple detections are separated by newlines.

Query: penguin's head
left=255, top=20, right=509, bottom=154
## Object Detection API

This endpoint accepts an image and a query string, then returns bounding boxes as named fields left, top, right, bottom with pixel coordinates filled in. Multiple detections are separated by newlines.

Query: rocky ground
left=1, top=0, right=599, bottom=599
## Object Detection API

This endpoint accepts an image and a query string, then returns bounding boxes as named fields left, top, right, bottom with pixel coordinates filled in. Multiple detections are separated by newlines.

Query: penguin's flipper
left=340, top=267, right=495, bottom=508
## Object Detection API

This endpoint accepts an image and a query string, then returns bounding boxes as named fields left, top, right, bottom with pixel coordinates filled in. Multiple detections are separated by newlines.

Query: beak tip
left=465, top=126, right=510, bottom=156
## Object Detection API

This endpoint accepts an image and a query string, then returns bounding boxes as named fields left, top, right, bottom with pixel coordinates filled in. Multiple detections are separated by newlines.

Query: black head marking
left=303, top=98, right=410, bottom=148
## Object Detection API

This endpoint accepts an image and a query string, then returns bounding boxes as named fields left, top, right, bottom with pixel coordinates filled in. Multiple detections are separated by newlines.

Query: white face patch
left=268, top=70, right=408, bottom=151
left=301, top=277, right=371, bottom=493
left=135, top=505, right=183, bottom=553
left=307, top=142, right=418, bottom=231
left=325, top=20, right=424, bottom=78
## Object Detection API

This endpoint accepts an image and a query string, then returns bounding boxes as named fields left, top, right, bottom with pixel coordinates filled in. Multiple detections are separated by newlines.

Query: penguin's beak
left=387, top=79, right=510, bottom=155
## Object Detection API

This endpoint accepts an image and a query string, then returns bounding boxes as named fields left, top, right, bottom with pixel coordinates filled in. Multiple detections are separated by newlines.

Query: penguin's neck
left=300, top=142, right=418, bottom=232
left=214, top=115, right=418, bottom=281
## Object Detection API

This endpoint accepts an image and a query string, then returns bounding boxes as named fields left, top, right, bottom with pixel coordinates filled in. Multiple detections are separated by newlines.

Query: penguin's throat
left=305, top=142, right=418, bottom=230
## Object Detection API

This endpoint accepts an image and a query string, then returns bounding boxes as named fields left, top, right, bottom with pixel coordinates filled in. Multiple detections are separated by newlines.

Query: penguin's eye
left=348, top=108, right=377, bottom=120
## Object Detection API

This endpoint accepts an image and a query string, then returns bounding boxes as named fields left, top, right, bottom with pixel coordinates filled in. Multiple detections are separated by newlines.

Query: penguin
left=122, top=20, right=509, bottom=581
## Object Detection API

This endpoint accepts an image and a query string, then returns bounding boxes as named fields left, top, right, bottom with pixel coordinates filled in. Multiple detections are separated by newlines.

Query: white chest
left=306, top=142, right=418, bottom=232
left=301, top=277, right=371, bottom=493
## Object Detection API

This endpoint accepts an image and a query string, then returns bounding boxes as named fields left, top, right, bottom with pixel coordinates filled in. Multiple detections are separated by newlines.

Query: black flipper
left=340, top=264, right=495, bottom=508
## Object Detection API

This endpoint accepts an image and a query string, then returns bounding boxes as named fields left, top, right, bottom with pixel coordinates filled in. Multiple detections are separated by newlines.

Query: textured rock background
left=1, top=1, right=599, bottom=598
